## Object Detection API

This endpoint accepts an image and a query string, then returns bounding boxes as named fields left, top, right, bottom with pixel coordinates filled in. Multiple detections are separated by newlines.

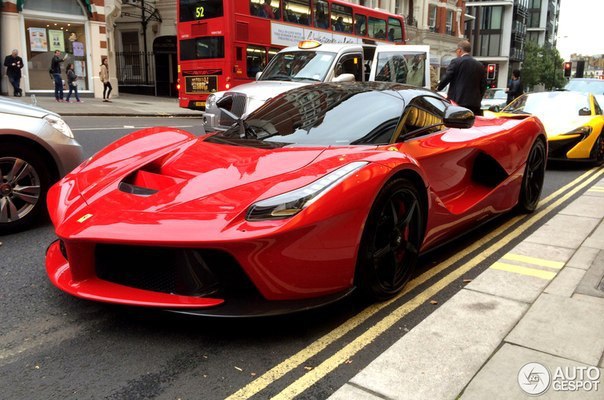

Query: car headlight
left=561, top=126, right=592, bottom=139
left=44, top=115, right=74, bottom=139
left=246, top=162, right=368, bottom=221
left=206, top=94, right=217, bottom=110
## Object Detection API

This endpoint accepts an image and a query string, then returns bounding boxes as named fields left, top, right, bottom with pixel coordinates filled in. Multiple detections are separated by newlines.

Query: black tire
left=517, top=138, right=546, bottom=213
left=0, top=143, right=51, bottom=234
left=590, top=132, right=604, bottom=165
left=356, top=177, right=425, bottom=301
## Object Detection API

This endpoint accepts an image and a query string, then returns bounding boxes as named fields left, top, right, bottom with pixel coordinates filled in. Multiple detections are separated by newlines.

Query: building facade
left=526, top=0, right=560, bottom=48
left=0, top=0, right=119, bottom=98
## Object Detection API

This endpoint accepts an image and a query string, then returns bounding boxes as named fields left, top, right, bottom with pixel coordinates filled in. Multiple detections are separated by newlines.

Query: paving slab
left=506, top=293, right=604, bottom=365
left=544, top=267, right=586, bottom=298
left=466, top=267, right=551, bottom=304
left=461, top=344, right=604, bottom=400
left=583, top=220, right=604, bottom=250
left=575, top=250, right=604, bottom=299
left=501, top=242, right=576, bottom=265
left=572, top=293, right=604, bottom=307
left=567, top=246, right=601, bottom=270
left=524, top=215, right=600, bottom=249
left=335, top=290, right=527, bottom=400
left=559, top=194, right=604, bottom=219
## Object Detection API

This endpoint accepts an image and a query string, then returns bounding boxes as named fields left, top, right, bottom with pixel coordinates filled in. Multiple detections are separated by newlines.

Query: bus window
left=388, top=17, right=403, bottom=42
left=313, top=0, right=329, bottom=29
left=179, top=0, right=223, bottom=22
left=330, top=3, right=352, bottom=33
left=283, top=0, right=311, bottom=25
left=268, top=48, right=280, bottom=62
left=368, top=17, right=387, bottom=39
left=354, top=14, right=367, bottom=36
left=246, top=46, right=266, bottom=78
left=250, top=0, right=280, bottom=19
left=180, top=37, right=225, bottom=60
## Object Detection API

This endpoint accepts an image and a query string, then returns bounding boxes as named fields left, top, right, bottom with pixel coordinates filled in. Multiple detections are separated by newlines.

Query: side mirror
left=443, top=106, right=475, bottom=129
left=332, top=73, right=355, bottom=83
left=578, top=107, right=591, bottom=116
left=255, top=71, right=262, bottom=81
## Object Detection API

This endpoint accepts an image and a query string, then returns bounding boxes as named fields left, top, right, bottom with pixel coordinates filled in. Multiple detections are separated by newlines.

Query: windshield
left=483, top=89, right=506, bottom=100
left=565, top=79, right=604, bottom=96
left=207, top=84, right=405, bottom=147
left=504, top=92, right=590, bottom=119
left=259, top=51, right=336, bottom=82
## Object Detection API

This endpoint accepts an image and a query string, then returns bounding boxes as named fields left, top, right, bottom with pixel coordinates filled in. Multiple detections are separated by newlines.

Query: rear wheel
left=517, top=138, right=546, bottom=213
left=0, top=144, right=51, bottom=234
left=357, top=178, right=424, bottom=301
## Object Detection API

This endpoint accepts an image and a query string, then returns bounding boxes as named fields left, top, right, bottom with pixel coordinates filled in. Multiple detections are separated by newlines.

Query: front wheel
left=590, top=132, right=604, bottom=164
left=0, top=144, right=51, bottom=234
left=356, top=178, right=424, bottom=301
left=517, top=138, right=546, bottom=213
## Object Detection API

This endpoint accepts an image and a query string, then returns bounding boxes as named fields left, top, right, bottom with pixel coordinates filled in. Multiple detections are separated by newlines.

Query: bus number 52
left=195, top=6, right=204, bottom=18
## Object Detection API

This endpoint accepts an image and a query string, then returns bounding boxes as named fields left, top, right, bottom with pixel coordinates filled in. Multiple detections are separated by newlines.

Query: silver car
left=0, top=97, right=83, bottom=233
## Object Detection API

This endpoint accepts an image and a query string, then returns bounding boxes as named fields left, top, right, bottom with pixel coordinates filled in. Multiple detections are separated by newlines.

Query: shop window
left=23, top=0, right=86, bottom=15
left=330, top=3, right=352, bottom=33
left=24, top=19, right=88, bottom=91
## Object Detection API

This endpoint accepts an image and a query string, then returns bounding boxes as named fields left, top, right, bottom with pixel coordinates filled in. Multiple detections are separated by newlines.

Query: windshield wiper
left=267, top=75, right=292, bottom=81
left=292, top=76, right=321, bottom=82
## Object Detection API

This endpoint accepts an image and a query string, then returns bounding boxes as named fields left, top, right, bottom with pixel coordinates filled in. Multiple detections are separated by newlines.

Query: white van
left=203, top=41, right=430, bottom=131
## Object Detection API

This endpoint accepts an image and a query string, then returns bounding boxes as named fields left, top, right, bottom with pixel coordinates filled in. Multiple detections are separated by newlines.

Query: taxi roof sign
left=298, top=40, right=322, bottom=49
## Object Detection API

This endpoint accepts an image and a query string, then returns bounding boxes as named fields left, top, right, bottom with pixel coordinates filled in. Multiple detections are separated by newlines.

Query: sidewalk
left=330, top=175, right=604, bottom=399
left=0, top=93, right=203, bottom=117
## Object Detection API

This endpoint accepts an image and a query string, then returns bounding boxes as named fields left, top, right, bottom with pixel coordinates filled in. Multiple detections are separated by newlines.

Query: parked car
left=0, top=97, right=83, bottom=233
left=564, top=78, right=604, bottom=106
left=46, top=82, right=546, bottom=316
left=497, top=91, right=604, bottom=163
left=481, top=88, right=507, bottom=112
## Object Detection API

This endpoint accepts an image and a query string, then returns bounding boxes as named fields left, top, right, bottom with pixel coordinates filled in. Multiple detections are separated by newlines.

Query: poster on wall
left=74, top=61, right=86, bottom=77
left=49, top=30, right=65, bottom=52
left=72, top=42, right=84, bottom=57
left=29, top=27, right=48, bottom=52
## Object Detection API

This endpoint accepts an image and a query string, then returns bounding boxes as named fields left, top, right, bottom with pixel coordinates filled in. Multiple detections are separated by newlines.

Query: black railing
left=115, top=51, right=156, bottom=86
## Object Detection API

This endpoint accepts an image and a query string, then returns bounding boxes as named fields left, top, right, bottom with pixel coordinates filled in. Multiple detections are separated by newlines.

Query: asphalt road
left=0, top=116, right=593, bottom=400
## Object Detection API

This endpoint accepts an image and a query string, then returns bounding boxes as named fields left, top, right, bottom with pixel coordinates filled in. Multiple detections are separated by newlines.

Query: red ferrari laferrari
left=46, top=82, right=547, bottom=316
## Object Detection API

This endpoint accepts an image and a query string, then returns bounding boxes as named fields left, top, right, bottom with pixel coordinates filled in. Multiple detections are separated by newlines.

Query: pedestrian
left=436, top=40, right=487, bottom=116
left=100, top=58, right=112, bottom=102
left=505, top=69, right=523, bottom=105
left=50, top=50, right=67, bottom=102
left=65, top=63, right=81, bottom=103
left=4, top=49, right=24, bottom=96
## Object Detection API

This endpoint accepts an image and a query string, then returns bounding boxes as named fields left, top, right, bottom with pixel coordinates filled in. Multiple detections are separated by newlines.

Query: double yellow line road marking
left=228, top=166, right=604, bottom=400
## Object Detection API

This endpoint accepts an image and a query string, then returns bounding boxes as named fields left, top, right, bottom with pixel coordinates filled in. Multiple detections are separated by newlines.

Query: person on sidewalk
left=50, top=50, right=67, bottom=102
left=4, top=49, right=24, bottom=97
left=65, top=63, right=81, bottom=103
left=436, top=40, right=487, bottom=116
left=100, top=58, right=112, bottom=102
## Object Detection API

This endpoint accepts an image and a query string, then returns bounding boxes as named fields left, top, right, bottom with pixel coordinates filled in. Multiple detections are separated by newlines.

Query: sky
left=556, top=0, right=604, bottom=59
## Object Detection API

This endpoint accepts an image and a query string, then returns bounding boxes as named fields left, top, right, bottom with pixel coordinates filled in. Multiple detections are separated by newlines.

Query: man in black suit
left=4, top=49, right=24, bottom=96
left=437, top=40, right=487, bottom=116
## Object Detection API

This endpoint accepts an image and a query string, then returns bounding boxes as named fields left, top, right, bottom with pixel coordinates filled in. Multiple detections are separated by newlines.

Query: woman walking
left=100, top=58, right=112, bottom=102
left=65, top=63, right=81, bottom=103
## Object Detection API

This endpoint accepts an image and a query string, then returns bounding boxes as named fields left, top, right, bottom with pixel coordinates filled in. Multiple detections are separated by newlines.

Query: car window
left=397, top=96, right=444, bottom=140
left=334, top=53, right=363, bottom=81
left=207, top=85, right=405, bottom=147
left=505, top=92, right=591, bottom=119
left=259, top=51, right=336, bottom=82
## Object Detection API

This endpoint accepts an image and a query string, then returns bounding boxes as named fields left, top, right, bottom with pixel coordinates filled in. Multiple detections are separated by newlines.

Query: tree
left=521, top=41, right=567, bottom=91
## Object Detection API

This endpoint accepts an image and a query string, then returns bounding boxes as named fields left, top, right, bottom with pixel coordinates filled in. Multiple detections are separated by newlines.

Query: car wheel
left=590, top=132, right=604, bottom=164
left=517, top=138, right=546, bottom=213
left=0, top=144, right=51, bottom=234
left=357, top=178, right=424, bottom=301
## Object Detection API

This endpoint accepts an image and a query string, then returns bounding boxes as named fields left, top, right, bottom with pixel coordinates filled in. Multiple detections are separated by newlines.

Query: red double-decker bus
left=177, top=0, right=406, bottom=110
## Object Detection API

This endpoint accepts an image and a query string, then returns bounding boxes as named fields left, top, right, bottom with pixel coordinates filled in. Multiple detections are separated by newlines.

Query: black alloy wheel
left=357, top=178, right=424, bottom=301
left=517, top=138, right=546, bottom=213
left=591, top=133, right=604, bottom=164
left=0, top=144, right=50, bottom=234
